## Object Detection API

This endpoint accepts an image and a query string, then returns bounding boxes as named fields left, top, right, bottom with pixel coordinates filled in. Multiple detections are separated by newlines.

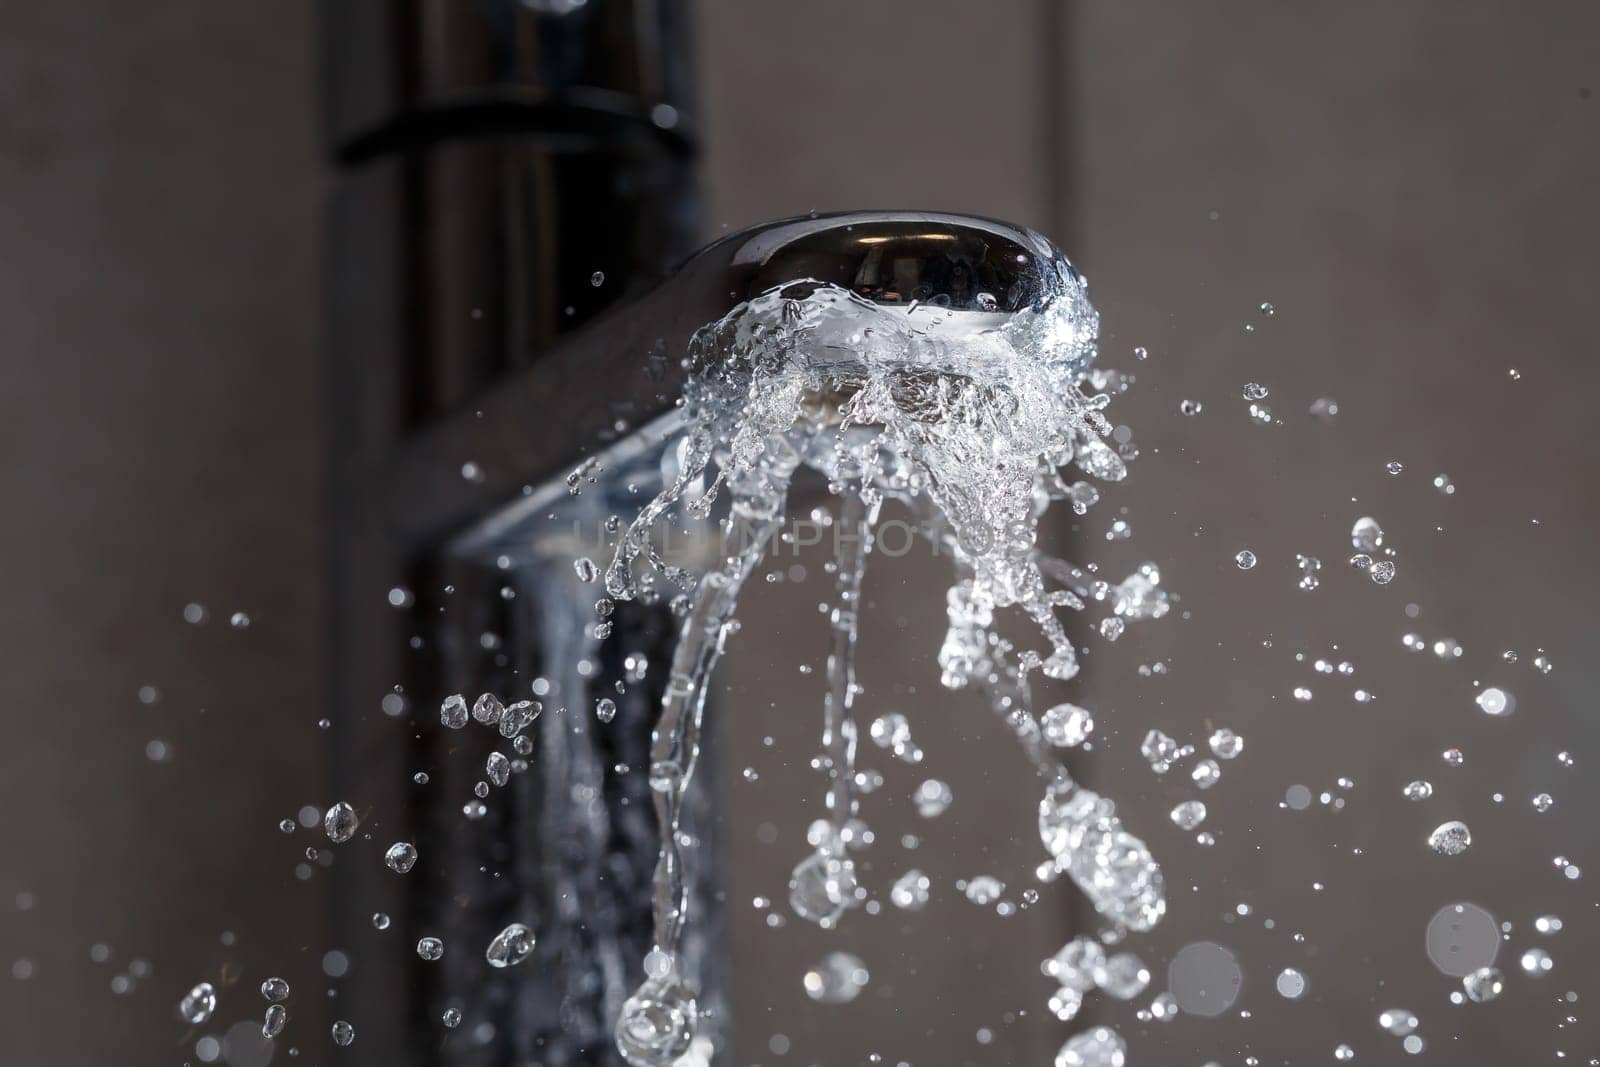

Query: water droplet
left=869, top=713, right=922, bottom=763
left=1335, top=1043, right=1356, bottom=1060
left=262, top=1003, right=287, bottom=1038
left=1042, top=703, right=1094, bottom=747
left=486, top=751, right=511, bottom=787
left=1378, top=1008, right=1418, bottom=1036
left=963, top=876, right=1005, bottom=906
left=331, top=1020, right=355, bottom=1047
left=1179, top=399, right=1204, bottom=416
left=913, top=779, right=953, bottom=819
left=178, top=981, right=217, bottom=1025
left=1463, top=966, right=1504, bottom=1003
left=1044, top=937, right=1105, bottom=991
left=1520, top=947, right=1554, bottom=975
left=1368, top=560, right=1396, bottom=585
left=1532, top=792, right=1554, bottom=813
left=416, top=936, right=444, bottom=961
left=441, top=1008, right=462, bottom=1029
left=1191, top=759, right=1221, bottom=789
left=788, top=849, right=857, bottom=925
left=889, top=869, right=931, bottom=911
left=1275, top=967, right=1308, bottom=999
left=1433, top=473, right=1456, bottom=495
left=802, top=951, right=869, bottom=1003
left=1054, top=1026, right=1126, bottom=1067
left=486, top=923, right=535, bottom=968
left=1386, top=460, right=1404, bottom=475
left=1095, top=953, right=1151, bottom=1000
left=260, top=977, right=289, bottom=1002
left=1427, top=820, right=1472, bottom=856
left=440, top=694, right=469, bottom=729
left=1171, top=800, right=1207, bottom=831
left=1133, top=346, right=1149, bottom=360
left=616, top=972, right=696, bottom=1065
left=384, top=842, right=417, bottom=873
left=590, top=271, right=605, bottom=287
left=1442, top=747, right=1465, bottom=767
left=1235, top=549, right=1257, bottom=570
left=574, top=557, right=598, bottom=582
left=1296, top=554, right=1322, bottom=591
left=1403, top=780, right=1433, bottom=801
left=1047, top=983, right=1084, bottom=1022
left=1141, top=729, right=1181, bottom=773
left=1351, top=517, right=1384, bottom=552
left=1243, top=382, right=1269, bottom=400
left=595, top=697, right=617, bottom=723
left=1474, top=687, right=1513, bottom=716
left=499, top=700, right=540, bottom=738
left=1209, top=728, right=1244, bottom=759
left=472, top=693, right=504, bottom=726
left=323, top=802, right=359, bottom=843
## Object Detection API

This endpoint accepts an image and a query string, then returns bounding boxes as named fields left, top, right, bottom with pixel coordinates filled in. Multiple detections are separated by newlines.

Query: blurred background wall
left=2, top=1, right=1595, bottom=1063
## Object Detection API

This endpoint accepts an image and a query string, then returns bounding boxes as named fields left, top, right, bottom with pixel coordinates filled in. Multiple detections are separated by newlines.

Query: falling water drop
left=1402, top=780, right=1433, bottom=801
left=1519, top=948, right=1554, bottom=976
left=178, top=982, right=216, bottom=1025
left=1475, top=687, right=1513, bottom=716
left=486, top=923, right=535, bottom=968
left=1427, top=821, right=1472, bottom=856
left=889, top=870, right=931, bottom=911
left=1053, top=1026, right=1126, bottom=1067
left=323, top=803, right=359, bottom=844
left=802, top=951, right=869, bottom=1003
left=1462, top=967, right=1505, bottom=1003
left=384, top=842, right=418, bottom=873
left=440, top=694, right=469, bottom=729
left=1041, top=703, right=1094, bottom=747
left=1275, top=968, right=1309, bottom=999
left=1170, top=801, right=1208, bottom=831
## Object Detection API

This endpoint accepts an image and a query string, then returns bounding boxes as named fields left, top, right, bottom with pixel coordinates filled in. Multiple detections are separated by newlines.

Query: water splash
left=603, top=274, right=1164, bottom=1060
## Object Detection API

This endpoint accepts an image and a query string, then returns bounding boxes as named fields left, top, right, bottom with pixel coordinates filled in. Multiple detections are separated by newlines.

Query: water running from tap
left=605, top=275, right=1164, bottom=1062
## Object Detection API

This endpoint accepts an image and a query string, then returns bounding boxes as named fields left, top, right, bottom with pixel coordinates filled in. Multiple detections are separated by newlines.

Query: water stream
left=593, top=275, right=1166, bottom=1063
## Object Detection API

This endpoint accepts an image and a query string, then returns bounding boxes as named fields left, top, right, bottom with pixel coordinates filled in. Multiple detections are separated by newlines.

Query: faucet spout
left=383, top=211, right=1085, bottom=551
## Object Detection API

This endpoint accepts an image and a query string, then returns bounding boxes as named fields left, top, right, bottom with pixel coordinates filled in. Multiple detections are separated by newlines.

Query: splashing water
left=602, top=275, right=1167, bottom=1061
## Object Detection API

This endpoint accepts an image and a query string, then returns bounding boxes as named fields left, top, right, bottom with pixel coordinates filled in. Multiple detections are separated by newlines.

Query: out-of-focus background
left=2, top=2, right=1596, bottom=1064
